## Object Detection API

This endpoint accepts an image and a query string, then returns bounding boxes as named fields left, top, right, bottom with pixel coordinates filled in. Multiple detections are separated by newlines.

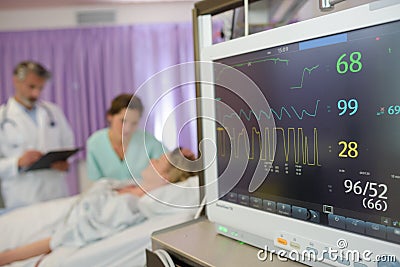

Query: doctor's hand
left=51, top=161, right=69, bottom=172
left=18, top=150, right=43, bottom=168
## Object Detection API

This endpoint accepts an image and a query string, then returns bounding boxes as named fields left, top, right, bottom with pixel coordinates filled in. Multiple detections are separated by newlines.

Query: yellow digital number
left=338, top=141, right=359, bottom=158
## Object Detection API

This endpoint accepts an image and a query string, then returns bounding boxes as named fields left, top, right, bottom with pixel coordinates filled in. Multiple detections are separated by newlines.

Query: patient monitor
left=199, top=1, right=400, bottom=266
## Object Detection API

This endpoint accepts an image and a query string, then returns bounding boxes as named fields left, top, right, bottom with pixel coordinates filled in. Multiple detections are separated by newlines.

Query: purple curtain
left=0, top=22, right=200, bottom=194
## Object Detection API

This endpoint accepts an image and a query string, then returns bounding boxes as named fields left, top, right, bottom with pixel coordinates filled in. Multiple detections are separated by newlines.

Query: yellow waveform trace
left=216, top=126, right=321, bottom=166
left=217, top=127, right=226, bottom=157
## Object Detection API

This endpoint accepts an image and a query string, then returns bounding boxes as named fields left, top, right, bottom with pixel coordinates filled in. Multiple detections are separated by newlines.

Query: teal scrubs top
left=86, top=128, right=164, bottom=181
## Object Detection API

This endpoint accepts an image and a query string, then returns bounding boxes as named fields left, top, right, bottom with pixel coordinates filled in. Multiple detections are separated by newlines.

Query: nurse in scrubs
left=86, top=94, right=164, bottom=181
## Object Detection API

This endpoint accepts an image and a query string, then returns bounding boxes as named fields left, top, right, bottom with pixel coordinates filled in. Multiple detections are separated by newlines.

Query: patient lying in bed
left=0, top=148, right=197, bottom=266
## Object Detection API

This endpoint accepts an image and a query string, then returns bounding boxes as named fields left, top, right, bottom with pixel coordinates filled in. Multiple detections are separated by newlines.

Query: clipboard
left=25, top=148, right=81, bottom=172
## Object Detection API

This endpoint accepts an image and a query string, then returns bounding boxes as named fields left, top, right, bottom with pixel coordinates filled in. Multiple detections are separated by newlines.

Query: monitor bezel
left=200, top=1, right=400, bottom=266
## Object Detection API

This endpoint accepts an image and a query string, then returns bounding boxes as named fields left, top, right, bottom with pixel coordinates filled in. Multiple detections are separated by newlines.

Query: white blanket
left=0, top=196, right=77, bottom=252
left=0, top=177, right=200, bottom=267
left=50, top=180, right=146, bottom=249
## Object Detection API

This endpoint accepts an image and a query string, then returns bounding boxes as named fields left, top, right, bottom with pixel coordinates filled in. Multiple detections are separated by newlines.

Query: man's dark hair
left=13, top=61, right=51, bottom=81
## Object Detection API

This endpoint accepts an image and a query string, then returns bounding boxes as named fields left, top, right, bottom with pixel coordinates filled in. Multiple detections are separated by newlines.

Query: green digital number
left=336, top=52, right=363, bottom=74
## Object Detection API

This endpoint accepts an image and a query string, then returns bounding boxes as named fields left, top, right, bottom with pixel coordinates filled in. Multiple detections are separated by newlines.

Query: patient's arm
left=115, top=186, right=145, bottom=197
left=115, top=178, right=167, bottom=197
left=0, top=238, right=51, bottom=266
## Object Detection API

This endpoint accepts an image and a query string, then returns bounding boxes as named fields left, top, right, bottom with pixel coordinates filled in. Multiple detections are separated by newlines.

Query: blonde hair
left=167, top=148, right=197, bottom=183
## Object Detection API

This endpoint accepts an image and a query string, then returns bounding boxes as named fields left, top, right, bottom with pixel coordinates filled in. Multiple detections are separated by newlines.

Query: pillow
left=137, top=176, right=200, bottom=218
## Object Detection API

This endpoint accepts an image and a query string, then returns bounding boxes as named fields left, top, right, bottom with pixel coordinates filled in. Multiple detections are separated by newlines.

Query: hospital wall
left=0, top=1, right=198, bottom=194
left=0, top=1, right=196, bottom=31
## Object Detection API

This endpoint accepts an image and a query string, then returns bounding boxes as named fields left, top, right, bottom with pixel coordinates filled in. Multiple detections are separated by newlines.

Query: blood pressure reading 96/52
left=343, top=179, right=388, bottom=212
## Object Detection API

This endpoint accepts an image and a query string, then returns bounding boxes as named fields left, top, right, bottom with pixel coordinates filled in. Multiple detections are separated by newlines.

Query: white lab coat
left=0, top=97, right=75, bottom=208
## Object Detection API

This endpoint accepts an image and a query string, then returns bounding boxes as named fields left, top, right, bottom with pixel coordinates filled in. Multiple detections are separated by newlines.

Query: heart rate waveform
left=290, top=65, right=320, bottom=89
left=222, top=100, right=320, bottom=124
left=232, top=57, right=289, bottom=67
left=216, top=57, right=289, bottom=81
left=217, top=127, right=321, bottom=166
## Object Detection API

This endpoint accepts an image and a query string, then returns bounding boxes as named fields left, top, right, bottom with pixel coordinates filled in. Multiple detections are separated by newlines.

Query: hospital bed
left=0, top=177, right=200, bottom=267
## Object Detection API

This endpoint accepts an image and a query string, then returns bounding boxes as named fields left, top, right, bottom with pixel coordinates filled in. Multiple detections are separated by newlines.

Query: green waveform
left=232, top=57, right=289, bottom=68
left=216, top=57, right=289, bottom=81
left=290, top=65, right=320, bottom=89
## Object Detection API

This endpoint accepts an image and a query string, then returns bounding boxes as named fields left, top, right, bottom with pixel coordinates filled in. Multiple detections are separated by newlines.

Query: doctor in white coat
left=0, top=61, right=75, bottom=208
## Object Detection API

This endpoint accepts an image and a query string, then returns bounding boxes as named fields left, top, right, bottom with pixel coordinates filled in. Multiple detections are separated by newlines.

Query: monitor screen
left=200, top=1, right=400, bottom=266
left=215, top=19, right=400, bottom=245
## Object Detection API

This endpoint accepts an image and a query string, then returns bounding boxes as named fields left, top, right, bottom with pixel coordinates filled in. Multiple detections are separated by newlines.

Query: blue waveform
left=223, top=100, right=320, bottom=122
